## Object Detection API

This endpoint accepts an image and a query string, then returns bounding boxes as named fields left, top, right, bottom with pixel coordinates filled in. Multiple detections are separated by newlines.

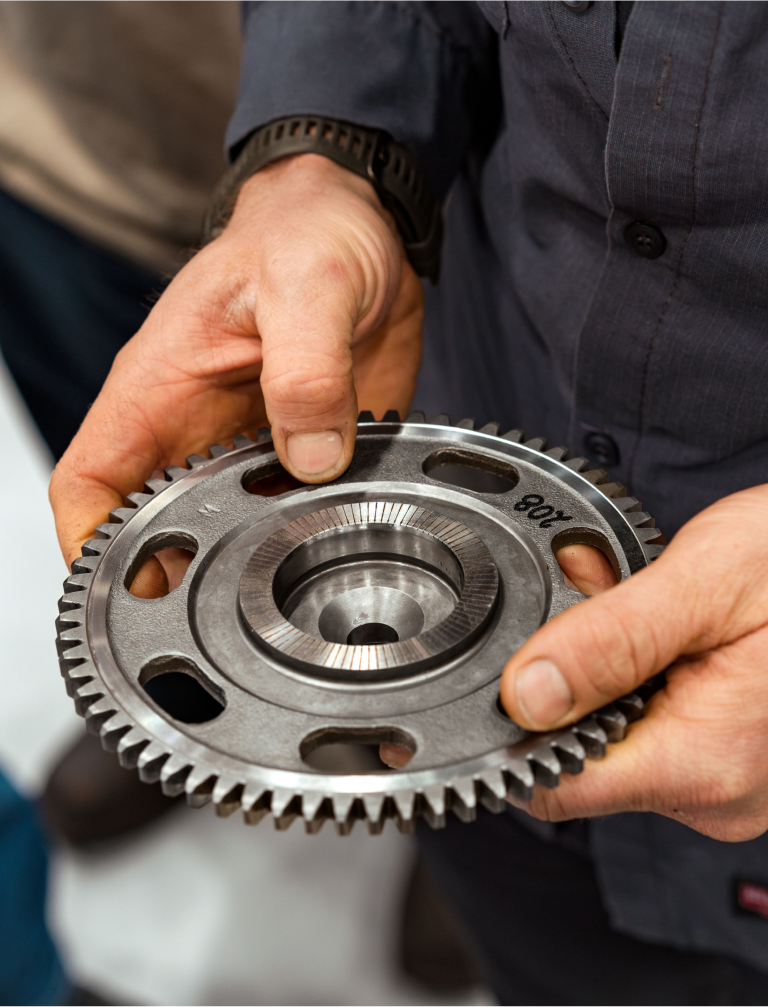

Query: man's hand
left=49, top=154, right=423, bottom=582
left=499, top=484, right=768, bottom=843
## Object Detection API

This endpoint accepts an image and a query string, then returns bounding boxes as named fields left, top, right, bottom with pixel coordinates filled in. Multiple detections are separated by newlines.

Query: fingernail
left=516, top=659, right=574, bottom=728
left=286, top=430, right=343, bottom=475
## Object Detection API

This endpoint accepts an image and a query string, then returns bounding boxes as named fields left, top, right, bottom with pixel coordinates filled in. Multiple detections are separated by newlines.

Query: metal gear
left=56, top=412, right=664, bottom=835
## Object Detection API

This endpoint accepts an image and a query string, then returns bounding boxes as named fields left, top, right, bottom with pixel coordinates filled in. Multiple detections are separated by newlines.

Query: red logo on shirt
left=735, top=881, right=768, bottom=919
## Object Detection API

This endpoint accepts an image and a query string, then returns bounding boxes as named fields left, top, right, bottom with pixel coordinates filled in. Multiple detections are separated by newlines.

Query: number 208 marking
left=514, top=493, right=573, bottom=529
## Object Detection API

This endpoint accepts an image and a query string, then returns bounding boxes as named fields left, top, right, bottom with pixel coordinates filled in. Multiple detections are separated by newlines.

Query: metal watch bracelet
left=202, top=115, right=443, bottom=283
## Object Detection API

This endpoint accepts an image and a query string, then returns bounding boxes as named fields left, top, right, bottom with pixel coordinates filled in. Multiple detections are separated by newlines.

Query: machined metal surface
left=56, top=413, right=664, bottom=834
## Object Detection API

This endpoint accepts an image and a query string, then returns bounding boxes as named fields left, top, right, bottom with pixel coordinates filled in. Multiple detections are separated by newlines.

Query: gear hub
left=56, top=412, right=664, bottom=834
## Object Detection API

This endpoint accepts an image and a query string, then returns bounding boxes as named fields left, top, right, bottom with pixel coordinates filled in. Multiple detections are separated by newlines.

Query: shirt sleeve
left=227, top=1, right=497, bottom=200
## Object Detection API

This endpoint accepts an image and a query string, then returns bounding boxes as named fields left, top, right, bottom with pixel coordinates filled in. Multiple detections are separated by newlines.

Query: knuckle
left=262, top=367, right=351, bottom=419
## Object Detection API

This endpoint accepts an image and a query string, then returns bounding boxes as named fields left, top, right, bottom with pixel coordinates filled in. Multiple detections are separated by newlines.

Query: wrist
left=204, top=115, right=442, bottom=282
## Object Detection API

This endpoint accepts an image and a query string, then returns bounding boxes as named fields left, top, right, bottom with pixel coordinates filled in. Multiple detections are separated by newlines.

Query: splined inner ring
left=238, top=501, right=499, bottom=682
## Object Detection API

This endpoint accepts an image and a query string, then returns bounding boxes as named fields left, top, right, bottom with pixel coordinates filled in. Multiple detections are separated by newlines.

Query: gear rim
left=56, top=413, right=664, bottom=834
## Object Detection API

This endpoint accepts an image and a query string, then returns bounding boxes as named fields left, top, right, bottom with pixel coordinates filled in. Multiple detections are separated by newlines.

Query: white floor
left=0, top=359, right=493, bottom=1006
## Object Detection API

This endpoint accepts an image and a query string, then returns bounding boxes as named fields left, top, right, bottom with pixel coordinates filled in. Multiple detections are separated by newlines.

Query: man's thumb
left=259, top=294, right=359, bottom=483
left=499, top=554, right=691, bottom=730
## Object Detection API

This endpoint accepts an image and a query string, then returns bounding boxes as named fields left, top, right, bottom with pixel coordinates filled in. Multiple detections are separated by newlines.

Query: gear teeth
left=70, top=555, right=99, bottom=575
left=335, top=800, right=366, bottom=836
left=74, top=678, right=104, bottom=710
left=214, top=782, right=244, bottom=818
left=81, top=538, right=109, bottom=557
left=382, top=409, right=401, bottom=422
left=208, top=443, right=229, bottom=458
left=361, top=792, right=386, bottom=828
left=393, top=789, right=416, bottom=831
left=241, top=783, right=270, bottom=826
left=94, top=522, right=120, bottom=540
left=456, top=417, right=475, bottom=429
left=422, top=784, right=447, bottom=829
left=501, top=428, right=524, bottom=442
left=108, top=506, right=137, bottom=525
left=143, top=477, right=168, bottom=495
left=185, top=453, right=209, bottom=468
left=257, top=427, right=272, bottom=442
left=406, top=410, right=426, bottom=423
left=331, top=791, right=355, bottom=827
left=449, top=778, right=477, bottom=823
left=479, top=421, right=500, bottom=435
left=580, top=467, right=610, bottom=485
left=478, top=769, right=507, bottom=813
left=644, top=543, right=665, bottom=560
left=544, top=446, right=570, bottom=461
left=504, top=759, right=535, bottom=803
left=184, top=767, right=216, bottom=807
left=99, top=711, right=133, bottom=751
left=365, top=816, right=386, bottom=836
left=95, top=523, right=121, bottom=539
left=523, top=437, right=547, bottom=451
left=126, top=491, right=154, bottom=508
left=429, top=413, right=451, bottom=426
left=164, top=464, right=188, bottom=480
left=63, top=573, right=91, bottom=594
left=137, top=742, right=170, bottom=784
left=117, top=728, right=150, bottom=768
left=595, top=704, right=628, bottom=742
left=301, top=790, right=326, bottom=827
left=563, top=456, right=591, bottom=472
left=357, top=410, right=375, bottom=423
left=160, top=755, right=192, bottom=797
left=270, top=786, right=297, bottom=826
left=636, top=526, right=664, bottom=544
left=615, top=692, right=643, bottom=722
left=611, top=495, right=642, bottom=513
left=626, top=510, right=655, bottom=527
left=598, top=481, right=627, bottom=499
left=212, top=773, right=241, bottom=807
left=573, top=716, right=608, bottom=758
left=528, top=744, right=561, bottom=788
left=232, top=434, right=254, bottom=449
left=83, top=696, right=117, bottom=732
left=552, top=731, right=586, bottom=774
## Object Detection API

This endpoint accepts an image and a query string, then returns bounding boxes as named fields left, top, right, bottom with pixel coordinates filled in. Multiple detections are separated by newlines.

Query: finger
left=555, top=544, right=618, bottom=596
left=255, top=262, right=356, bottom=480
left=499, top=548, right=696, bottom=730
left=352, top=261, right=423, bottom=420
left=49, top=472, right=124, bottom=570
left=379, top=743, right=414, bottom=769
left=128, top=557, right=170, bottom=599
left=516, top=635, right=768, bottom=841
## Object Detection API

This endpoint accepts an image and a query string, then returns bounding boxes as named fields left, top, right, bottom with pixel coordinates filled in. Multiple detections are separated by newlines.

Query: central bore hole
left=346, top=622, right=400, bottom=646
left=274, top=526, right=463, bottom=647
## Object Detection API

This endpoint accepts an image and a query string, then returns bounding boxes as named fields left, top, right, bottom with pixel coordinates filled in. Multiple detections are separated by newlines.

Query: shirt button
left=583, top=431, right=620, bottom=468
left=562, top=1, right=591, bottom=9
left=625, top=221, right=666, bottom=259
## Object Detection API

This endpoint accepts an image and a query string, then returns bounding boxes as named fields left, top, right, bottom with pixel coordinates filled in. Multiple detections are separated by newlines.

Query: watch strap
left=202, top=115, right=442, bottom=283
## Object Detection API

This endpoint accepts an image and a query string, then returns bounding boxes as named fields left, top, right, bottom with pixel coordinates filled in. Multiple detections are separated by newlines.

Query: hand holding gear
left=49, top=152, right=422, bottom=576
left=501, top=483, right=768, bottom=842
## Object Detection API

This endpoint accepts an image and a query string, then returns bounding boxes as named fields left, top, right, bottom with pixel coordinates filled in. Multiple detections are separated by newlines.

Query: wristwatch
left=202, top=115, right=443, bottom=283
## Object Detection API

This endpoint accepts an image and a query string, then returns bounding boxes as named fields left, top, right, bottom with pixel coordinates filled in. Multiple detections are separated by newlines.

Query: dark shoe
left=400, top=853, right=485, bottom=992
left=39, top=731, right=179, bottom=847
